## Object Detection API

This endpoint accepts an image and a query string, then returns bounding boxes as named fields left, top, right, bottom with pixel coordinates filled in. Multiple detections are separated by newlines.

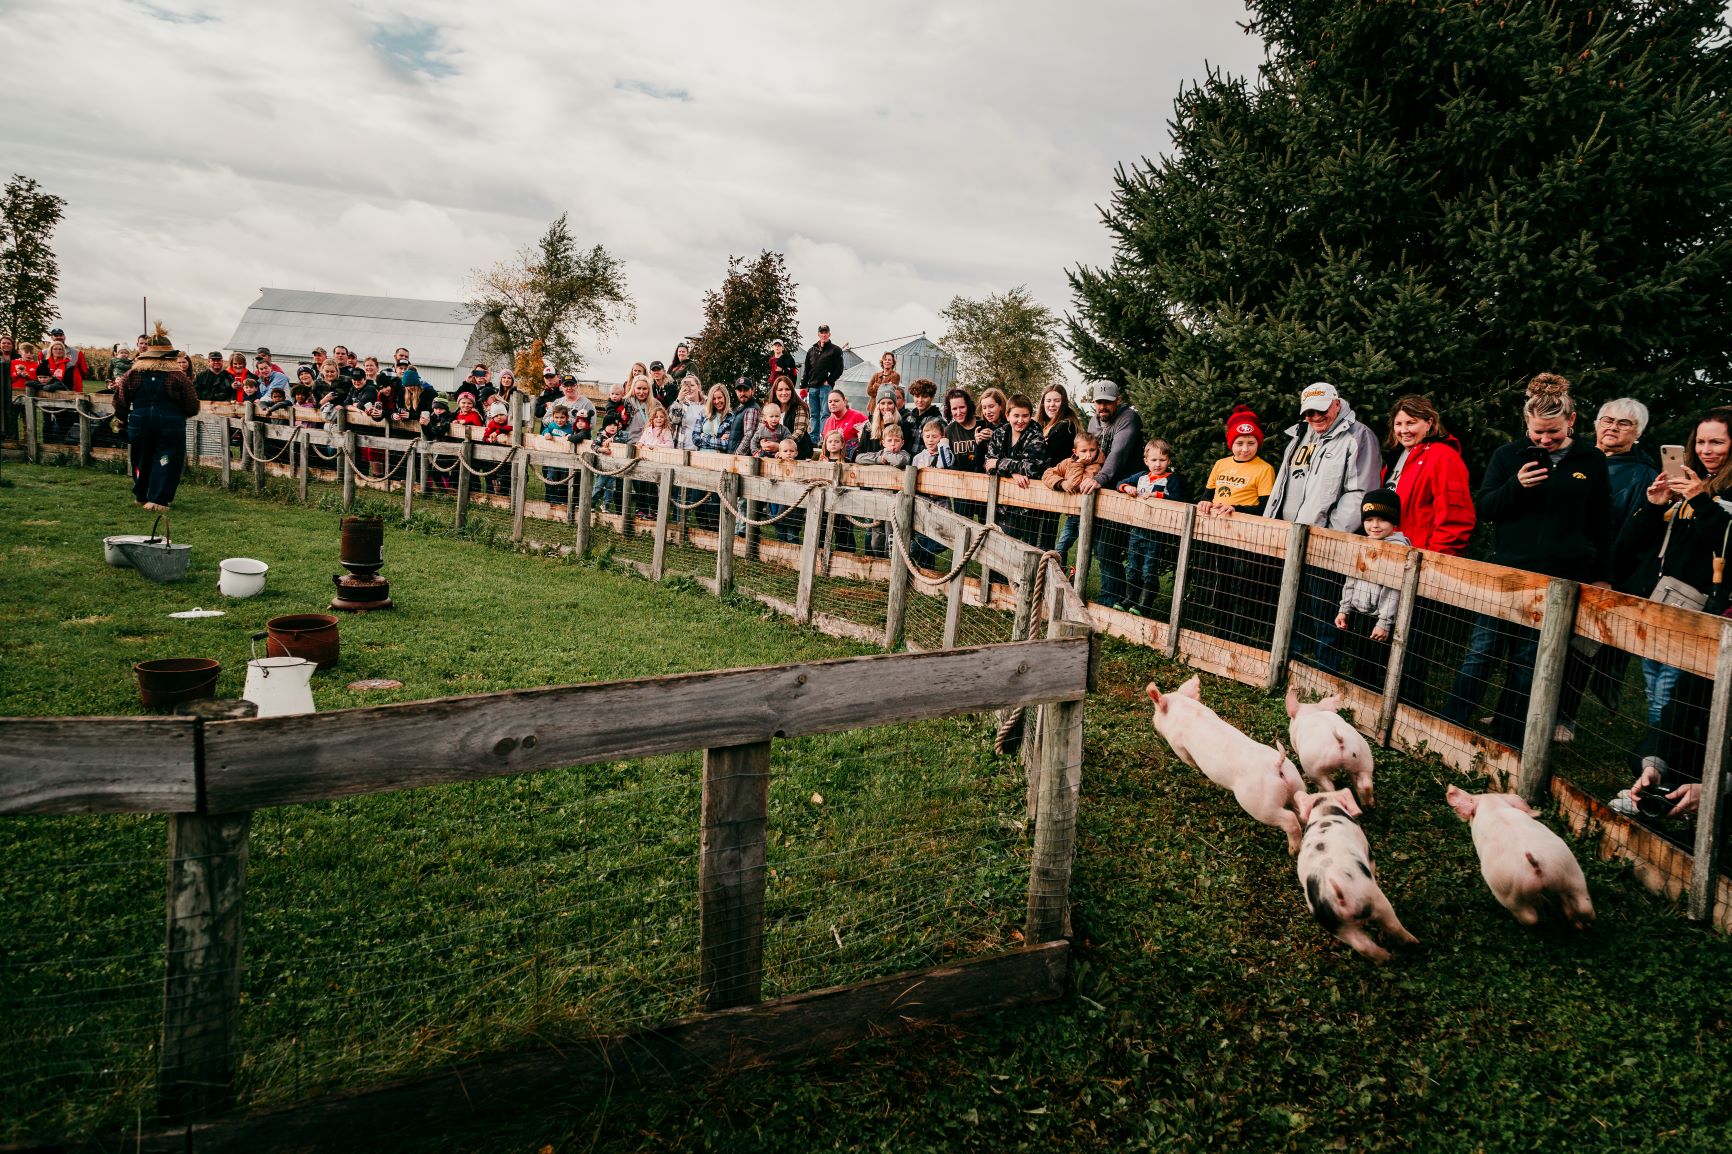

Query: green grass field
left=4, top=462, right=1732, bottom=1152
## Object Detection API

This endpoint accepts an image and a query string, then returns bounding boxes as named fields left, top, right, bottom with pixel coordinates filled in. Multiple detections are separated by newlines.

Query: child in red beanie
left=1200, top=404, right=1274, bottom=516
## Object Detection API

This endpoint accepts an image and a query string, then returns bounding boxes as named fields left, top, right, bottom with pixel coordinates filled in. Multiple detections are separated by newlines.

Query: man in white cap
left=1265, top=381, right=1384, bottom=664
left=1078, top=379, right=1146, bottom=610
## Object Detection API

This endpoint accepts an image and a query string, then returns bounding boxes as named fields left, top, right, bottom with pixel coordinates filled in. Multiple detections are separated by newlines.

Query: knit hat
left=1225, top=404, right=1264, bottom=448
left=1362, top=488, right=1401, bottom=525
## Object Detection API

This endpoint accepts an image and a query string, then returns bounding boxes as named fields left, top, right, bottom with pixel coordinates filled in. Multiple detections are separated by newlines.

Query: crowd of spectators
left=6, top=323, right=1722, bottom=825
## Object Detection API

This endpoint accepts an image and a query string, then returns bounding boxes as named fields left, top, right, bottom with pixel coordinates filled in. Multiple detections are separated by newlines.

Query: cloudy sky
left=5, top=0, right=1264, bottom=380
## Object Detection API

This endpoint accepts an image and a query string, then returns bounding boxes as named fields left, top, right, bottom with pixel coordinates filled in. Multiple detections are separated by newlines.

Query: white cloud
left=3, top=0, right=1264, bottom=379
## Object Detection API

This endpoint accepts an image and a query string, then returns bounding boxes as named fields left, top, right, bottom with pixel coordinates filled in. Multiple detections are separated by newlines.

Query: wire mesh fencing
left=0, top=815, right=169, bottom=1143
left=1178, top=512, right=1287, bottom=657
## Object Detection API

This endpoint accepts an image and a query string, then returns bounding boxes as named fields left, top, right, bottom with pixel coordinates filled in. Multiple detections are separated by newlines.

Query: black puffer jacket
left=1476, top=438, right=1612, bottom=583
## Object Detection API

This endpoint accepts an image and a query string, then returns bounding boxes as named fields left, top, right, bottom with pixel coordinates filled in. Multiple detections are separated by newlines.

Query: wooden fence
left=11, top=389, right=1729, bottom=928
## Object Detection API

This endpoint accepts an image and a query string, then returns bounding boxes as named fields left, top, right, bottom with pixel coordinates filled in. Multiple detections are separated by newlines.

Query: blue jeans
left=1642, top=660, right=1680, bottom=728
left=1054, top=514, right=1078, bottom=559
left=808, top=385, right=832, bottom=427
left=1299, top=571, right=1345, bottom=671
left=1095, top=529, right=1129, bottom=609
left=127, top=406, right=188, bottom=506
left=1443, top=614, right=1539, bottom=743
left=1125, top=528, right=1166, bottom=608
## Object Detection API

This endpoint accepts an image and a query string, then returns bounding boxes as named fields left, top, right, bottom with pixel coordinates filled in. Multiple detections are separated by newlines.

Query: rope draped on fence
left=241, top=428, right=302, bottom=466
left=887, top=519, right=994, bottom=589
left=425, top=445, right=517, bottom=479
left=712, top=480, right=828, bottom=528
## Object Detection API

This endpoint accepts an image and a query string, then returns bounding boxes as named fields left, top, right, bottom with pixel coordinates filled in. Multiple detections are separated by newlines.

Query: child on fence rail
left=1329, top=489, right=1411, bottom=690
left=855, top=424, right=911, bottom=556
left=765, top=438, right=805, bottom=538
left=1118, top=439, right=1188, bottom=617
left=540, top=404, right=575, bottom=503
left=1193, top=407, right=1278, bottom=645
left=1043, top=431, right=1101, bottom=579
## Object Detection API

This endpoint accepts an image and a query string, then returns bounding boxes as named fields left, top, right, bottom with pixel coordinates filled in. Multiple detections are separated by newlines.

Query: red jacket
left=1385, top=436, right=1475, bottom=555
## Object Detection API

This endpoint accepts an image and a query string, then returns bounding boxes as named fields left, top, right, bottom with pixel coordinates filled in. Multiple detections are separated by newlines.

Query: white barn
left=224, top=288, right=492, bottom=392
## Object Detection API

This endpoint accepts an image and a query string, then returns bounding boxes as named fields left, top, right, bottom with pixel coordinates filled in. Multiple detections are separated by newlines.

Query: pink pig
left=1147, top=677, right=1306, bottom=854
left=1285, top=687, right=1376, bottom=806
left=1294, top=788, right=1420, bottom=962
left=1445, top=786, right=1595, bottom=929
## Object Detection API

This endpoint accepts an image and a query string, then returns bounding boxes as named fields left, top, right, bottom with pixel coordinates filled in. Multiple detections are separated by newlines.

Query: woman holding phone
left=1441, top=374, right=1612, bottom=745
left=1606, top=408, right=1732, bottom=818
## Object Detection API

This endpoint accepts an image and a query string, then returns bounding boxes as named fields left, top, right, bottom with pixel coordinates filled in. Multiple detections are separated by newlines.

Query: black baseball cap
left=470, top=364, right=487, bottom=375
left=256, top=346, right=271, bottom=357
left=734, top=376, right=755, bottom=390
left=649, top=360, right=665, bottom=371
left=560, top=374, right=578, bottom=386
left=47, top=327, right=65, bottom=337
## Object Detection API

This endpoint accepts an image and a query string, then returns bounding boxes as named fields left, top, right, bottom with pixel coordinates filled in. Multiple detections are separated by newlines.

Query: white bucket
left=218, top=557, right=269, bottom=599
left=242, top=656, right=316, bottom=718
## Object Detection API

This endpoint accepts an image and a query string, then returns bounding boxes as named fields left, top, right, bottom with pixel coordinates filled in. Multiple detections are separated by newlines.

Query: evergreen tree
left=467, top=214, right=634, bottom=374
left=939, top=286, right=1066, bottom=395
left=690, top=251, right=801, bottom=390
left=0, top=174, right=67, bottom=342
left=1067, top=1, right=1732, bottom=473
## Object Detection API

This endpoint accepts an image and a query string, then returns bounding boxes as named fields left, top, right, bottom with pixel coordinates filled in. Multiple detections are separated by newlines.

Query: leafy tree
left=0, top=174, right=67, bottom=341
left=467, top=214, right=634, bottom=375
left=939, top=285, right=1066, bottom=396
left=1066, top=1, right=1732, bottom=474
left=689, top=251, right=800, bottom=389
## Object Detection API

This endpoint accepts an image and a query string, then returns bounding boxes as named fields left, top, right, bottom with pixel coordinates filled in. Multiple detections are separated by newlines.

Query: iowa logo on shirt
left=1291, top=444, right=1317, bottom=470
left=1216, top=484, right=1233, bottom=500
left=1572, top=472, right=1586, bottom=480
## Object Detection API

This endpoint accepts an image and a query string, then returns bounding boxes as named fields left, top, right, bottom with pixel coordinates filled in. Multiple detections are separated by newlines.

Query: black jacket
left=802, top=341, right=844, bottom=393
left=193, top=368, right=233, bottom=402
left=1615, top=490, right=1732, bottom=599
left=986, top=424, right=1049, bottom=479
left=1477, top=438, right=1612, bottom=583
left=769, top=351, right=798, bottom=386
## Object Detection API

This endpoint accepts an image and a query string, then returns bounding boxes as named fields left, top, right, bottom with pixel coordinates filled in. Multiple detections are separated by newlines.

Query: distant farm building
left=224, top=289, right=492, bottom=391
left=835, top=335, right=957, bottom=409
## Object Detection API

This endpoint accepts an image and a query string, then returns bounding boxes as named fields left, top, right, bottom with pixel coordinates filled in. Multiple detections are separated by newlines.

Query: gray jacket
left=1088, top=402, right=1145, bottom=488
left=1338, top=531, right=1411, bottom=632
left=1264, top=402, right=1384, bottom=532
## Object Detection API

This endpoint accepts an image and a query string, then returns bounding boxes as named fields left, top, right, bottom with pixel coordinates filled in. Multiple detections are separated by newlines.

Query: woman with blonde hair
left=1442, top=374, right=1612, bottom=744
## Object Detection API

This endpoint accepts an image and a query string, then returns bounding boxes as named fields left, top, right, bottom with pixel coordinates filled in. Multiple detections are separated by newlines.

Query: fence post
left=217, top=413, right=232, bottom=488
left=715, top=470, right=739, bottom=594
left=1516, top=577, right=1582, bottom=804
left=650, top=466, right=674, bottom=580
left=1375, top=549, right=1426, bottom=746
left=574, top=449, right=596, bottom=555
left=1011, top=549, right=1043, bottom=641
left=454, top=435, right=474, bottom=529
left=977, top=478, right=1003, bottom=606
left=618, top=443, right=638, bottom=538
left=77, top=400, right=93, bottom=467
left=943, top=524, right=974, bottom=649
left=296, top=429, right=310, bottom=503
left=158, top=810, right=251, bottom=1121
left=795, top=485, right=827, bottom=624
left=1026, top=620, right=1088, bottom=943
left=1072, top=490, right=1097, bottom=606
left=565, top=436, right=582, bottom=525
left=741, top=456, right=762, bottom=560
left=1689, top=618, right=1732, bottom=921
left=1164, top=503, right=1198, bottom=658
left=508, top=403, right=528, bottom=543
left=699, top=739, right=771, bottom=1010
left=883, top=467, right=918, bottom=651
left=1262, top=521, right=1312, bottom=691
left=246, top=402, right=266, bottom=494
left=22, top=389, right=39, bottom=463
left=400, top=439, right=415, bottom=521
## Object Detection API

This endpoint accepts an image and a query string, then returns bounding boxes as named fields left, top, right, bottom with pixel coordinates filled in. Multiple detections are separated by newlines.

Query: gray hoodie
left=1338, top=530, right=1412, bottom=632
left=1264, top=401, right=1384, bottom=532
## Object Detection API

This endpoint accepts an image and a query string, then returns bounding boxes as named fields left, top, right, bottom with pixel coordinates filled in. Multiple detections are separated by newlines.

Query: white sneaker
left=1609, top=790, right=1639, bottom=816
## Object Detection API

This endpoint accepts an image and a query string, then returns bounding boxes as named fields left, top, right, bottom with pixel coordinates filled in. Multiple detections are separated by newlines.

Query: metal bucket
left=103, top=534, right=152, bottom=567
left=265, top=613, right=341, bottom=669
left=134, top=658, right=221, bottom=711
left=118, top=515, right=191, bottom=583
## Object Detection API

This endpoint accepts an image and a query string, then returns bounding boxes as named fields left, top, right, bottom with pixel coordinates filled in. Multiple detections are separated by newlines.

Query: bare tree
left=466, top=214, right=634, bottom=373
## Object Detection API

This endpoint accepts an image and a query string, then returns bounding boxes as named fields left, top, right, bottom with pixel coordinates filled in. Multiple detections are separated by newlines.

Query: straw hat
left=132, top=321, right=181, bottom=371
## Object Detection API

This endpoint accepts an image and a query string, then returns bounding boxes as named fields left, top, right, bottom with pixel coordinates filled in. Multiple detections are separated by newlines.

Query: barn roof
left=224, top=288, right=484, bottom=369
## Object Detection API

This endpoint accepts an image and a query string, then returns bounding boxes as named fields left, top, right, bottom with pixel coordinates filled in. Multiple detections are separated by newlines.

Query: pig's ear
left=1146, top=682, right=1162, bottom=706
left=1445, top=785, right=1477, bottom=822
left=1285, top=686, right=1301, bottom=718
left=1176, top=677, right=1201, bottom=699
left=1318, top=694, right=1342, bottom=713
left=1293, top=791, right=1320, bottom=826
left=1332, top=789, right=1363, bottom=819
